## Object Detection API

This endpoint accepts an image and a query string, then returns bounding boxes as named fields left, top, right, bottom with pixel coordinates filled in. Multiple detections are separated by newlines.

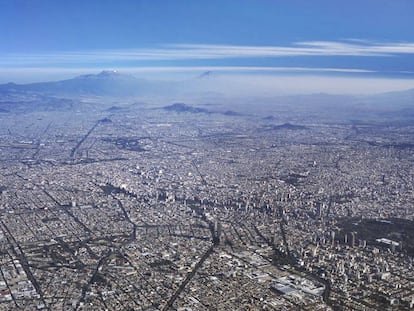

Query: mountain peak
left=197, top=71, right=213, bottom=79
left=97, top=70, right=121, bottom=77
left=77, top=70, right=128, bottom=80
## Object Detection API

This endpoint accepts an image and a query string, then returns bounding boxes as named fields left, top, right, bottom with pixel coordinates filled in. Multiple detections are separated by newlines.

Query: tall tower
left=350, top=232, right=356, bottom=247
left=213, top=220, right=222, bottom=245
left=331, top=231, right=335, bottom=248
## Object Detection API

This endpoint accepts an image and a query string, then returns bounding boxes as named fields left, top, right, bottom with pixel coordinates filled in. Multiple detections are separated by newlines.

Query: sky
left=1, top=0, right=414, bottom=93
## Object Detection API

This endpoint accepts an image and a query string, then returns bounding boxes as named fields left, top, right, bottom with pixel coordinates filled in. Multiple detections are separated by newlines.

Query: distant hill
left=197, top=71, right=213, bottom=79
left=106, top=105, right=128, bottom=112
left=222, top=110, right=242, bottom=116
left=266, top=123, right=308, bottom=131
left=162, top=103, right=210, bottom=114
left=161, top=103, right=245, bottom=117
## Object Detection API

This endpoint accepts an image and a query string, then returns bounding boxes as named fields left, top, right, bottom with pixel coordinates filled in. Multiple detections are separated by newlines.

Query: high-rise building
left=350, top=232, right=356, bottom=247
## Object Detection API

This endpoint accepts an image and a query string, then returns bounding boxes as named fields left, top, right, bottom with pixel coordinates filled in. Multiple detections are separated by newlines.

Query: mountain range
left=0, top=70, right=157, bottom=97
left=0, top=70, right=413, bottom=121
left=1, top=70, right=413, bottom=101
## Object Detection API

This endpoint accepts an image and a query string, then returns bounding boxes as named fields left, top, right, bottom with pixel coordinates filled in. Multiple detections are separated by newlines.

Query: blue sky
left=1, top=0, right=414, bottom=93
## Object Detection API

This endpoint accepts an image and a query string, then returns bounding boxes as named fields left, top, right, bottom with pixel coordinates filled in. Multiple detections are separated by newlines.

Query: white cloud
left=1, top=40, right=414, bottom=67
left=106, top=66, right=376, bottom=73
left=296, top=41, right=414, bottom=56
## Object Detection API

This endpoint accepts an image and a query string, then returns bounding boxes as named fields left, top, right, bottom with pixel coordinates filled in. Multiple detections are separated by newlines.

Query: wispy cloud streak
left=1, top=40, right=414, bottom=67
left=0, top=66, right=376, bottom=74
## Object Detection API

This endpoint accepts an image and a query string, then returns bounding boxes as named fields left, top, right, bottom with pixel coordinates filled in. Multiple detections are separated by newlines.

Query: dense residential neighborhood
left=0, top=97, right=413, bottom=310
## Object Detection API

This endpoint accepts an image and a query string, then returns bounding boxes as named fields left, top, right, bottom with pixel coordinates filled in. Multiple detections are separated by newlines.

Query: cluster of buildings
left=0, top=103, right=413, bottom=309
